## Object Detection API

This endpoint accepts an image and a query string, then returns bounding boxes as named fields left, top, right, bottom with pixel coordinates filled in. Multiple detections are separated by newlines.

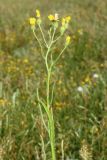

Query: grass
left=0, top=0, right=107, bottom=159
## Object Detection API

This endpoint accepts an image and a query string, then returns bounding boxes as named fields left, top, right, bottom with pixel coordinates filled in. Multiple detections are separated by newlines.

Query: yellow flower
left=66, top=36, right=71, bottom=45
left=81, top=81, right=85, bottom=85
left=23, top=59, right=29, bottom=63
left=48, top=15, right=55, bottom=21
left=36, top=9, right=40, bottom=18
left=61, top=16, right=71, bottom=26
left=84, top=76, right=91, bottom=84
left=65, top=16, right=71, bottom=23
left=100, top=63, right=104, bottom=67
left=29, top=17, right=36, bottom=26
left=48, top=13, right=59, bottom=22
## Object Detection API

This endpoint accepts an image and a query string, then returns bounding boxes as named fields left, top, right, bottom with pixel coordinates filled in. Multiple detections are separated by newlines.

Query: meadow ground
left=0, top=0, right=107, bottom=159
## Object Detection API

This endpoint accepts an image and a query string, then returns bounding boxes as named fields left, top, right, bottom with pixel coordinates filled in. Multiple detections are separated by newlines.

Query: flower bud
left=65, top=36, right=71, bottom=45
left=36, top=9, right=41, bottom=18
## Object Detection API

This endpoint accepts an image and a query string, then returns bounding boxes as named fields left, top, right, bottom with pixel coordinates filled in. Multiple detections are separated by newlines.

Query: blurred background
left=0, top=0, right=107, bottom=159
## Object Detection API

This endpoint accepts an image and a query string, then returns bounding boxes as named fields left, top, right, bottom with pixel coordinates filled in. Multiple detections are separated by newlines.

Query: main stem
left=47, top=70, right=50, bottom=107
left=46, top=46, right=56, bottom=160
left=50, top=115, right=56, bottom=160
left=46, top=67, right=56, bottom=160
left=43, top=27, right=56, bottom=160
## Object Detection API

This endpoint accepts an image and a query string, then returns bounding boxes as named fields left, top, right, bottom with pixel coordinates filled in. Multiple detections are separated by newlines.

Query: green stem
left=52, top=46, right=67, bottom=67
left=53, top=35, right=61, bottom=44
left=32, top=29, right=45, bottom=59
left=45, top=27, right=58, bottom=160
left=47, top=69, right=51, bottom=107
left=48, top=109, right=56, bottom=160
left=45, top=27, right=56, bottom=71
left=37, top=25, right=57, bottom=160
left=39, top=24, right=48, bottom=48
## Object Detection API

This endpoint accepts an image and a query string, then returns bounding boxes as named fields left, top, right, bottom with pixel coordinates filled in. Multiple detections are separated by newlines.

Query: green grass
left=0, top=0, right=107, bottom=159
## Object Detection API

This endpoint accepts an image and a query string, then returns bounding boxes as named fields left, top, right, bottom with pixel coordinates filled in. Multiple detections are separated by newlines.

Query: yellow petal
left=48, top=15, right=55, bottom=21
left=29, top=17, right=36, bottom=25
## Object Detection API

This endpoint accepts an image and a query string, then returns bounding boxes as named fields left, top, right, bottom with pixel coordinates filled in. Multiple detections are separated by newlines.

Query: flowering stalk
left=29, top=10, right=71, bottom=160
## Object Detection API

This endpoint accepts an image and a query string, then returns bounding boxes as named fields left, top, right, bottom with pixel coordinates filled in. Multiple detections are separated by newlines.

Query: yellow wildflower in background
left=23, top=58, right=29, bottom=63
left=85, top=76, right=91, bottom=84
left=77, top=29, right=83, bottom=35
left=36, top=9, right=40, bottom=18
left=29, top=17, right=36, bottom=26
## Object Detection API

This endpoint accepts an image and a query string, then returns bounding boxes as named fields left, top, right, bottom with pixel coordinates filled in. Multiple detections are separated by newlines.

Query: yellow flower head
left=23, top=58, right=29, bottom=63
left=66, top=36, right=71, bottom=45
left=48, top=14, right=55, bottom=21
left=36, top=9, right=40, bottom=18
left=29, top=17, right=36, bottom=26
left=84, top=76, right=91, bottom=84
left=48, top=13, right=59, bottom=22
left=65, top=16, right=71, bottom=23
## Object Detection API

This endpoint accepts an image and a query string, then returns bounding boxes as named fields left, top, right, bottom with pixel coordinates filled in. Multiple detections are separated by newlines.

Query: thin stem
left=51, top=109, right=56, bottom=160
left=53, top=35, right=61, bottom=44
left=39, top=104, right=48, bottom=132
left=32, top=29, right=45, bottom=59
left=52, top=46, right=67, bottom=67
left=45, top=47, right=51, bottom=72
left=37, top=89, right=48, bottom=130
left=45, top=27, right=56, bottom=72
left=47, top=69, right=51, bottom=107
left=48, top=30, right=52, bottom=41
left=39, top=24, right=48, bottom=48
left=50, top=81, right=56, bottom=105
left=37, top=89, right=50, bottom=119
left=61, top=140, right=64, bottom=160
left=40, top=135, right=47, bottom=160
left=51, top=27, right=56, bottom=42
left=45, top=27, right=56, bottom=106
